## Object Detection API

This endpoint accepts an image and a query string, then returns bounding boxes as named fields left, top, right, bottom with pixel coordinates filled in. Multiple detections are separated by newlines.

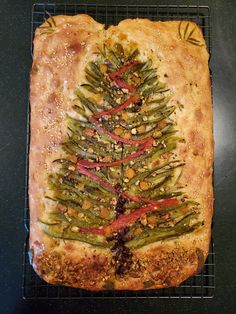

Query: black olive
left=115, top=196, right=127, bottom=215
left=130, top=99, right=143, bottom=112
left=109, top=228, right=133, bottom=276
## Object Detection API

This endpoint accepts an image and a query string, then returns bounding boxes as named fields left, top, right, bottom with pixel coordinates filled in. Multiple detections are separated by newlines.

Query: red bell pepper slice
left=75, top=164, right=117, bottom=194
left=108, top=61, right=140, bottom=93
left=109, top=61, right=140, bottom=80
left=112, top=79, right=136, bottom=93
left=90, top=118, right=147, bottom=146
left=75, top=165, right=139, bottom=202
left=92, top=95, right=139, bottom=120
left=77, top=138, right=153, bottom=168
left=79, top=226, right=105, bottom=235
left=75, top=165, right=178, bottom=207
left=79, top=198, right=178, bottom=235
left=108, top=198, right=178, bottom=233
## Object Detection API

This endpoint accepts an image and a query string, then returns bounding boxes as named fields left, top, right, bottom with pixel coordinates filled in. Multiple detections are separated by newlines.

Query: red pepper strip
left=76, top=164, right=117, bottom=194
left=75, top=165, right=178, bottom=208
left=77, top=138, right=153, bottom=168
left=75, top=165, right=138, bottom=203
left=107, top=204, right=155, bottom=233
left=109, top=61, right=140, bottom=80
left=108, top=61, right=140, bottom=93
left=79, top=199, right=179, bottom=235
left=113, top=79, right=136, bottom=93
left=122, top=193, right=179, bottom=208
left=92, top=95, right=139, bottom=120
left=79, top=226, right=105, bottom=235
left=90, top=118, right=146, bottom=146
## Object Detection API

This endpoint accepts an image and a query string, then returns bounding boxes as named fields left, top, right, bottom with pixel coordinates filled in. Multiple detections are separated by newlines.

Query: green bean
left=126, top=214, right=201, bottom=249
left=140, top=59, right=152, bottom=72
left=67, top=134, right=111, bottom=159
left=122, top=106, right=175, bottom=129
left=133, top=122, right=172, bottom=140
left=49, top=189, right=81, bottom=205
left=131, top=142, right=176, bottom=169
left=49, top=175, right=109, bottom=210
left=147, top=96, right=166, bottom=104
left=149, top=175, right=173, bottom=190
left=104, top=45, right=121, bottom=67
left=62, top=142, right=96, bottom=159
left=140, top=187, right=183, bottom=200
left=63, top=171, right=112, bottom=196
left=114, top=43, right=125, bottom=58
left=40, top=222, right=110, bottom=247
left=142, top=82, right=168, bottom=97
left=126, top=48, right=139, bottom=62
left=44, top=212, right=103, bottom=228
left=146, top=162, right=184, bottom=183
left=142, top=97, right=171, bottom=114
left=148, top=142, right=177, bottom=162
left=81, top=83, right=99, bottom=94
left=158, top=209, right=198, bottom=228
left=85, top=67, right=101, bottom=81
left=129, top=174, right=173, bottom=196
left=88, top=62, right=104, bottom=78
left=73, top=105, right=89, bottom=119
left=128, top=160, right=178, bottom=186
left=75, top=89, right=97, bottom=113
left=66, top=115, right=91, bottom=133
left=47, top=190, right=105, bottom=222
left=139, top=74, right=158, bottom=91
left=53, top=158, right=73, bottom=167
left=85, top=74, right=100, bottom=87
left=102, top=93, right=118, bottom=107
left=157, top=130, right=178, bottom=142
left=142, top=68, right=157, bottom=80
left=152, top=202, right=190, bottom=215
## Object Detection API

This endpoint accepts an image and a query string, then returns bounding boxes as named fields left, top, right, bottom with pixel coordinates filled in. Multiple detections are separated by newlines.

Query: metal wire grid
left=23, top=239, right=215, bottom=299
left=23, top=3, right=214, bottom=299
left=31, top=3, right=212, bottom=54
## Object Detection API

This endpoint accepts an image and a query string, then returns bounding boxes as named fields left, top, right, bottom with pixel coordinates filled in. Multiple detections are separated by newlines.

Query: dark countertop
left=0, top=0, right=235, bottom=313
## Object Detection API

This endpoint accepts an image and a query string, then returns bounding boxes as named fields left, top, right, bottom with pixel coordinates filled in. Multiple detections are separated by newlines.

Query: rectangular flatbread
left=29, top=15, right=213, bottom=290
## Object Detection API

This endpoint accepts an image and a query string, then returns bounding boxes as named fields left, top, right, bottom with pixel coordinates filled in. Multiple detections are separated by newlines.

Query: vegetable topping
left=42, top=42, right=202, bottom=276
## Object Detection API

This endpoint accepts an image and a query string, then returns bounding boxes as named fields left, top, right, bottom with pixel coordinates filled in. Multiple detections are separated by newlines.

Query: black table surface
left=1, top=0, right=235, bottom=313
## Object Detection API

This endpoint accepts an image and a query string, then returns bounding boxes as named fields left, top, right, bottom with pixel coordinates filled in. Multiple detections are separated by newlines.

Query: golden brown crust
left=29, top=15, right=213, bottom=290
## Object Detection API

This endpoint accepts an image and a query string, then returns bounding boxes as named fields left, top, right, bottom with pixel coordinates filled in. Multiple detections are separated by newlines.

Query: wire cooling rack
left=31, top=3, right=212, bottom=53
left=22, top=238, right=215, bottom=299
left=23, top=3, right=214, bottom=299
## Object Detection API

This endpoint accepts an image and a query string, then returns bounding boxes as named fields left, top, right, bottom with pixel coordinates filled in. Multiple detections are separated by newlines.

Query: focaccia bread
left=29, top=15, right=213, bottom=290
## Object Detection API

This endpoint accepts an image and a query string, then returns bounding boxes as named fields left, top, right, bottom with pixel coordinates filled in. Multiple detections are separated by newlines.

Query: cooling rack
left=31, top=3, right=212, bottom=53
left=23, top=238, right=215, bottom=299
left=23, top=3, right=214, bottom=299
